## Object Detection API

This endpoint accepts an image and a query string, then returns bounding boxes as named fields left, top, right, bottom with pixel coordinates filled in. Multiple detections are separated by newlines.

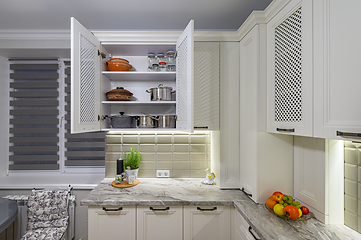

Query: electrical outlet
left=157, top=170, right=170, bottom=178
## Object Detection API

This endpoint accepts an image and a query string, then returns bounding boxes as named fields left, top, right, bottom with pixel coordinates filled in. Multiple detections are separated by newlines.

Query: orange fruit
left=266, top=198, right=277, bottom=210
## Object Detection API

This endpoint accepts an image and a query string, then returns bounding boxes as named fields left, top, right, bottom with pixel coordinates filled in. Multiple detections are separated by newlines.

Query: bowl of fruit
left=265, top=191, right=313, bottom=221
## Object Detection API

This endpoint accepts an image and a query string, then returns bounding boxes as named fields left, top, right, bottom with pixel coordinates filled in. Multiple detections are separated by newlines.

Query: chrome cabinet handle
left=336, top=131, right=361, bottom=138
left=197, top=207, right=217, bottom=211
left=276, top=128, right=295, bottom=132
left=241, top=188, right=252, bottom=197
left=150, top=206, right=170, bottom=211
left=102, top=207, right=122, bottom=212
left=248, top=226, right=261, bottom=240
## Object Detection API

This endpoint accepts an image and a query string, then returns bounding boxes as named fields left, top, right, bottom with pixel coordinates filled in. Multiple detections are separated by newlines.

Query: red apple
left=301, top=206, right=309, bottom=215
left=272, top=192, right=285, bottom=202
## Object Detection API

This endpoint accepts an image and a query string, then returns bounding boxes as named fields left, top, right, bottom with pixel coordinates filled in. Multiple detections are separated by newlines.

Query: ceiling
left=0, top=0, right=273, bottom=31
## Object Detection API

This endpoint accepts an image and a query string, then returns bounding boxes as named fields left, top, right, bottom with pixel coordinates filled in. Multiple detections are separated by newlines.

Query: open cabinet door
left=176, top=20, right=194, bottom=132
left=71, top=17, right=101, bottom=133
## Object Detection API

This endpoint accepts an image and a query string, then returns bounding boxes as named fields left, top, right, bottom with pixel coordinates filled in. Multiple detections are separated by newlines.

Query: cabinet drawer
left=137, top=206, right=183, bottom=240
left=88, top=206, right=136, bottom=240
left=184, top=205, right=231, bottom=240
left=234, top=210, right=261, bottom=240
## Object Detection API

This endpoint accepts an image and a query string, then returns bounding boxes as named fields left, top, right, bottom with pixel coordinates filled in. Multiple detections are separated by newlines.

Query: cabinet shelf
left=102, top=71, right=176, bottom=81
left=102, top=101, right=176, bottom=105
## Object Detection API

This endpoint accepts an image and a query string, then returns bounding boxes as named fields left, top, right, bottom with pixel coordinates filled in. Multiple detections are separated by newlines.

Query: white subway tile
left=138, top=169, right=156, bottom=178
left=173, top=161, right=190, bottom=170
left=172, top=170, right=190, bottom=178
left=344, top=210, right=358, bottom=231
left=122, top=135, right=139, bottom=144
left=345, top=194, right=357, bottom=213
left=345, top=163, right=358, bottom=181
left=140, top=144, right=155, bottom=152
left=190, top=136, right=206, bottom=144
left=140, top=161, right=156, bottom=170
left=345, top=148, right=358, bottom=165
left=173, top=153, right=189, bottom=161
left=174, top=144, right=189, bottom=152
left=174, top=136, right=189, bottom=144
left=157, top=161, right=172, bottom=169
left=157, top=153, right=172, bottom=161
left=157, top=135, right=172, bottom=144
left=106, top=153, right=121, bottom=162
left=190, top=161, right=206, bottom=170
left=123, top=144, right=139, bottom=152
left=105, top=161, right=116, bottom=178
left=191, top=153, right=207, bottom=161
left=139, top=135, right=156, bottom=144
left=106, top=136, right=121, bottom=144
left=140, top=153, right=155, bottom=161
left=345, top=179, right=357, bottom=198
left=157, top=144, right=172, bottom=152
left=190, top=144, right=206, bottom=152
left=190, top=170, right=206, bottom=178
left=106, top=144, right=121, bottom=152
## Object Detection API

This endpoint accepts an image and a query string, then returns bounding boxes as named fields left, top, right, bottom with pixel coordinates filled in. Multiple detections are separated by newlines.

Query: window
left=8, top=59, right=105, bottom=175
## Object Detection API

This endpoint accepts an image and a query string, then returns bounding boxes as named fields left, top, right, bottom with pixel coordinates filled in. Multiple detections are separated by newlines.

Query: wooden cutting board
left=111, top=179, right=139, bottom=188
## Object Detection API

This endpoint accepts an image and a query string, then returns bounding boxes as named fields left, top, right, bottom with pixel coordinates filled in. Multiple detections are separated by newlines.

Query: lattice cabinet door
left=176, top=20, right=194, bottom=132
left=71, top=17, right=101, bottom=133
left=266, top=0, right=313, bottom=136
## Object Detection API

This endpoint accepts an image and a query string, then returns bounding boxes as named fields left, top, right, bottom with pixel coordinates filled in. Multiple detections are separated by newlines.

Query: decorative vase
left=124, top=168, right=139, bottom=184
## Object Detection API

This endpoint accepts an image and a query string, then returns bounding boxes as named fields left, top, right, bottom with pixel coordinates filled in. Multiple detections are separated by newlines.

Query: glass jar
left=167, top=64, right=176, bottom=72
left=147, top=53, right=156, bottom=68
left=166, top=51, right=176, bottom=65
left=157, top=53, right=165, bottom=63
left=151, top=63, right=159, bottom=72
left=159, top=62, right=167, bottom=72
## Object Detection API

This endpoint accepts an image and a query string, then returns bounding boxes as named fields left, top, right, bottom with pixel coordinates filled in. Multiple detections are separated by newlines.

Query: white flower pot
left=124, top=168, right=139, bottom=184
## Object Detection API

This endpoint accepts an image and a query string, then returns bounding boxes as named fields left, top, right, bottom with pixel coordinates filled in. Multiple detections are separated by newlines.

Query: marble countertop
left=81, top=178, right=361, bottom=240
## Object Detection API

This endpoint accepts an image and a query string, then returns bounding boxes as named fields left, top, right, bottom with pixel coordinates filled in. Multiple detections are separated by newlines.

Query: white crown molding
left=0, top=29, right=70, bottom=40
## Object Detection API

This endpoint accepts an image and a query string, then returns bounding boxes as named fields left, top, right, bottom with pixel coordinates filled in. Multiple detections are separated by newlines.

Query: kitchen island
left=81, top=178, right=361, bottom=240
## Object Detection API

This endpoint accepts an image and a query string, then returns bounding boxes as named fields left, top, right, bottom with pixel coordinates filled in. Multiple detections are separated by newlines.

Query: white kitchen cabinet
left=313, top=0, right=361, bottom=141
left=88, top=206, right=136, bottom=240
left=234, top=209, right=261, bottom=240
left=266, top=0, right=313, bottom=136
left=184, top=205, right=231, bottom=240
left=71, top=17, right=194, bottom=133
left=294, top=136, right=344, bottom=224
left=137, top=206, right=182, bottom=240
left=194, top=42, right=219, bottom=130
left=219, top=42, right=240, bottom=189
left=239, top=23, right=294, bottom=203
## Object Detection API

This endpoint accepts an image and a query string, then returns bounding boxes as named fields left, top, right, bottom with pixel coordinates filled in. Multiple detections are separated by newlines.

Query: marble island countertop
left=81, top=178, right=361, bottom=240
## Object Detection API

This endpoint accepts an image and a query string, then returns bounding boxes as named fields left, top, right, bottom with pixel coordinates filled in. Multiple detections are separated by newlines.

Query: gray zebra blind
left=63, top=61, right=105, bottom=166
left=9, top=61, right=60, bottom=170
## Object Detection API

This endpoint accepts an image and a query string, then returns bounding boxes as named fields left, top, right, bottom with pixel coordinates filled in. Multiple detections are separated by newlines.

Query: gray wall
left=0, top=189, right=90, bottom=240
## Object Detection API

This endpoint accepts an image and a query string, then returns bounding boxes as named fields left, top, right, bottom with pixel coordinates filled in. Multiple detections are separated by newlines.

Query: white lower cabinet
left=137, top=206, right=183, bottom=240
left=294, top=136, right=344, bottom=224
left=89, top=205, right=241, bottom=240
left=184, top=206, right=231, bottom=240
left=88, top=206, right=136, bottom=240
left=234, top=210, right=260, bottom=240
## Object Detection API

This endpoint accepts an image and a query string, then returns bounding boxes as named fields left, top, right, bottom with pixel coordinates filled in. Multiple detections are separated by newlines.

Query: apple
left=272, top=192, right=285, bottom=202
left=301, top=206, right=309, bottom=215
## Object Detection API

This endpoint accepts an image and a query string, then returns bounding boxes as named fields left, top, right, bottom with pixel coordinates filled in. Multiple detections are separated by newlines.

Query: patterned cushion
left=20, top=190, right=69, bottom=240
left=21, top=227, right=67, bottom=240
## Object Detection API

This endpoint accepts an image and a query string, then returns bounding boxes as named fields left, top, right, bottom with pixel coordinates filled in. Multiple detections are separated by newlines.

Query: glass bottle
left=166, top=51, right=176, bottom=65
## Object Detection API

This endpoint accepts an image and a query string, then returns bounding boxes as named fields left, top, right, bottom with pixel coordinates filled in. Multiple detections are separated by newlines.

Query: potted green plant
left=123, top=147, right=141, bottom=184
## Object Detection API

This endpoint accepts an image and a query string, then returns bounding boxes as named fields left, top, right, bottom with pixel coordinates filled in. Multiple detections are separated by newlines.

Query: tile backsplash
left=105, top=132, right=211, bottom=178
left=344, top=141, right=361, bottom=233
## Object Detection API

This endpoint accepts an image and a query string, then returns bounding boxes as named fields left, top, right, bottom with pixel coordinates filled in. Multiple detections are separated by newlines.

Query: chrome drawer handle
left=102, top=207, right=122, bottom=212
left=241, top=188, right=252, bottom=197
left=276, top=128, right=295, bottom=132
left=197, top=207, right=217, bottom=211
left=248, top=226, right=261, bottom=240
left=150, top=206, right=170, bottom=211
left=336, top=131, right=361, bottom=138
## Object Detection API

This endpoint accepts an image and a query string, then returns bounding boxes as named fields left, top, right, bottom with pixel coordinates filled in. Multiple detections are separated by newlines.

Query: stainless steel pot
left=146, top=84, right=175, bottom=101
left=109, top=112, right=134, bottom=128
left=137, top=115, right=158, bottom=128
left=157, top=115, right=176, bottom=128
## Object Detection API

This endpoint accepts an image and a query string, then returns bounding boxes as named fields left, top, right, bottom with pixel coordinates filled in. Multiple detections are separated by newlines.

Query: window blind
left=9, top=61, right=60, bottom=170
left=63, top=61, right=105, bottom=167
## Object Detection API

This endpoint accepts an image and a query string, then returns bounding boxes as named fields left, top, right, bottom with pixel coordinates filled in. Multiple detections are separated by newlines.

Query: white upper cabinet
left=71, top=17, right=194, bottom=134
left=71, top=17, right=102, bottom=133
left=267, top=0, right=313, bottom=136
left=313, top=0, right=361, bottom=141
